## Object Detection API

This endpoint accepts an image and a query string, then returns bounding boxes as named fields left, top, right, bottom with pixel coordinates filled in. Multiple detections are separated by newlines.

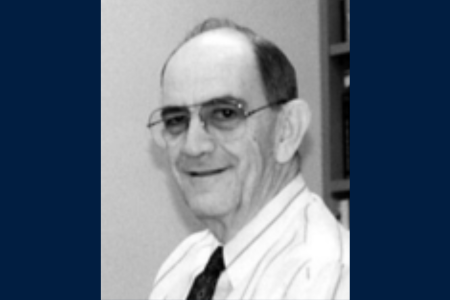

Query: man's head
left=154, top=18, right=310, bottom=240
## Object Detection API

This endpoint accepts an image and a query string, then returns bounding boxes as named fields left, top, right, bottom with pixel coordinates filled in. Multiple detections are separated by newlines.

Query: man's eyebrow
left=207, top=95, right=246, bottom=104
left=159, top=95, right=247, bottom=111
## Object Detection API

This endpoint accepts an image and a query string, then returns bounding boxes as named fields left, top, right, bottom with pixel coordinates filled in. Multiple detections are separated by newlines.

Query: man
left=148, top=18, right=349, bottom=300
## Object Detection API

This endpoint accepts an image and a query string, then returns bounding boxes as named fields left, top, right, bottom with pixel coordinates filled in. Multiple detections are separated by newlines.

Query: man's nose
left=180, top=116, right=215, bottom=156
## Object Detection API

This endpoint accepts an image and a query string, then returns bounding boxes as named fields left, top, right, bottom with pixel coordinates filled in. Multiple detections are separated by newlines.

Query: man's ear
left=275, top=99, right=311, bottom=163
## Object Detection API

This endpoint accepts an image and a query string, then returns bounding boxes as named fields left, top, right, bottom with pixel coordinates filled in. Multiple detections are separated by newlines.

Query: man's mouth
left=187, top=168, right=228, bottom=177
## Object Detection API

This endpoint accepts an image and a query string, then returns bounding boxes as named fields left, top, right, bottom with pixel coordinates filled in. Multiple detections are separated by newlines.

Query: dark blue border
left=2, top=1, right=100, bottom=298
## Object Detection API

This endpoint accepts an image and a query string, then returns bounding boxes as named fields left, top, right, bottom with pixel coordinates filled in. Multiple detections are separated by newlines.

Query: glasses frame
left=147, top=97, right=294, bottom=146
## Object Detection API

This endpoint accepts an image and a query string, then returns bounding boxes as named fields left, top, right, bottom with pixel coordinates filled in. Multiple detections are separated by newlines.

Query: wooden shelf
left=330, top=179, right=350, bottom=193
left=330, top=42, right=350, bottom=57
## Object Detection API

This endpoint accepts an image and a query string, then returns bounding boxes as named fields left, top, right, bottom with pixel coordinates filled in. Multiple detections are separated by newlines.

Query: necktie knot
left=205, top=246, right=225, bottom=274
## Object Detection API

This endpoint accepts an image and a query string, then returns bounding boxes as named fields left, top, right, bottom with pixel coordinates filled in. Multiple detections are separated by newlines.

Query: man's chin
left=184, top=191, right=233, bottom=219
left=179, top=171, right=235, bottom=216
left=188, top=203, right=230, bottom=220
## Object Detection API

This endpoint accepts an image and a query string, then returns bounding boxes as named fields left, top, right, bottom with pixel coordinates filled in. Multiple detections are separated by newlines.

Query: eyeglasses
left=147, top=97, right=292, bottom=148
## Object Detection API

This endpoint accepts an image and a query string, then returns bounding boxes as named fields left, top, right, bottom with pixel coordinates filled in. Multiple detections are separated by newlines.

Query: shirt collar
left=222, top=174, right=308, bottom=288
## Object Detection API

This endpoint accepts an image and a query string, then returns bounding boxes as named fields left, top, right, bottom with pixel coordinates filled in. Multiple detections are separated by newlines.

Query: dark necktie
left=186, top=246, right=225, bottom=300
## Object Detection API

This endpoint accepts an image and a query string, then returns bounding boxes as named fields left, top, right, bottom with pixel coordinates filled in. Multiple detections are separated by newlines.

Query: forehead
left=162, top=29, right=266, bottom=108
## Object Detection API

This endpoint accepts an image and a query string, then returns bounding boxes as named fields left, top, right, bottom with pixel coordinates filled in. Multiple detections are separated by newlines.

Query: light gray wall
left=101, top=0, right=322, bottom=299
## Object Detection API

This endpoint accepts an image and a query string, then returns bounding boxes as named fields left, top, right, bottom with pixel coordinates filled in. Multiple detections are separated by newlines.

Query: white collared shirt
left=150, top=175, right=350, bottom=299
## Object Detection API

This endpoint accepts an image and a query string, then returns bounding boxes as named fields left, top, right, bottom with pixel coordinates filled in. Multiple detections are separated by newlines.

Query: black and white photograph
left=101, top=1, right=350, bottom=299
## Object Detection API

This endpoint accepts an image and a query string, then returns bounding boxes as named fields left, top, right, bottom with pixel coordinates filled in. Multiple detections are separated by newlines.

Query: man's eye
left=212, top=108, right=239, bottom=121
left=163, top=115, right=188, bottom=134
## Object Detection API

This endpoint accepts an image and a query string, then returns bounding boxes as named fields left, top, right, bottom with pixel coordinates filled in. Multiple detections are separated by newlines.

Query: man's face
left=161, top=30, right=279, bottom=221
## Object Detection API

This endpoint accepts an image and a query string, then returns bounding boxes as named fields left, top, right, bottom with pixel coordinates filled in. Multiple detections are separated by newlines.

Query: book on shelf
left=345, top=0, right=350, bottom=42
left=343, top=70, right=350, bottom=178
left=340, top=0, right=350, bottom=42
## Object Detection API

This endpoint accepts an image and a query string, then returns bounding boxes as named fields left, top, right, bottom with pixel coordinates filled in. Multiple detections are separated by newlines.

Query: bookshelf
left=320, top=0, right=350, bottom=226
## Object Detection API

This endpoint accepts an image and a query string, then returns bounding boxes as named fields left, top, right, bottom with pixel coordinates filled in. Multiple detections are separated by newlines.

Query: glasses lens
left=149, top=100, right=249, bottom=148
left=149, top=107, right=190, bottom=147
left=202, top=100, right=246, bottom=131
left=161, top=107, right=190, bottom=136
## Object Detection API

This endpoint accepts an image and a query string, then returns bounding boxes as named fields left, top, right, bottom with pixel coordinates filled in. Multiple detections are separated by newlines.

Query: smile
left=188, top=168, right=228, bottom=177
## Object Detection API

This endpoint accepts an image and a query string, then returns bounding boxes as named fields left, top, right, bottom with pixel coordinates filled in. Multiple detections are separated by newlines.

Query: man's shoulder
left=281, top=192, right=350, bottom=299
left=302, top=191, right=350, bottom=264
